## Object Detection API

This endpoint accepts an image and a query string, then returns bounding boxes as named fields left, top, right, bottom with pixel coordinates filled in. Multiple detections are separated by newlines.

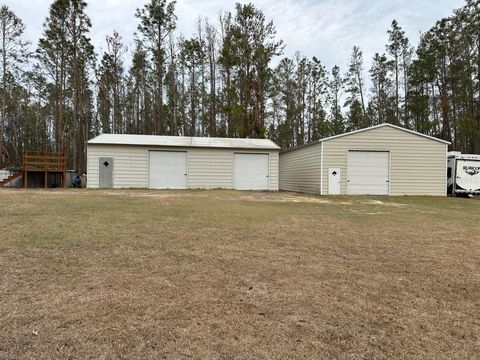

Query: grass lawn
left=0, top=189, right=479, bottom=359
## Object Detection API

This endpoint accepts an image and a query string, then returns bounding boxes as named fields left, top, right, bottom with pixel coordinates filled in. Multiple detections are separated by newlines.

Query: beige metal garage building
left=87, top=134, right=280, bottom=190
left=280, top=124, right=449, bottom=196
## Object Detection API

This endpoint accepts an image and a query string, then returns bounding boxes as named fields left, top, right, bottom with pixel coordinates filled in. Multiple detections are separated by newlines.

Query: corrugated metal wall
left=87, top=145, right=279, bottom=190
left=87, top=145, right=148, bottom=188
left=321, top=126, right=447, bottom=196
left=279, top=143, right=322, bottom=194
left=279, top=126, right=447, bottom=196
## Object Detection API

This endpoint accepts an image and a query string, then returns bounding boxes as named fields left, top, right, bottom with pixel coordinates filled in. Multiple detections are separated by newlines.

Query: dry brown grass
left=0, top=189, right=479, bottom=359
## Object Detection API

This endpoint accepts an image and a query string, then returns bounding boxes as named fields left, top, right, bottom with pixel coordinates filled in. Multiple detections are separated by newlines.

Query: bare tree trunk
left=394, top=55, right=399, bottom=125
left=72, top=19, right=78, bottom=171
left=207, top=29, right=216, bottom=137
left=155, top=23, right=164, bottom=135
left=58, top=46, right=66, bottom=154
left=1, top=20, right=6, bottom=163
left=403, top=57, right=409, bottom=128
left=357, top=72, right=366, bottom=117
left=169, top=37, right=177, bottom=135
left=475, top=36, right=480, bottom=153
left=190, top=60, right=196, bottom=136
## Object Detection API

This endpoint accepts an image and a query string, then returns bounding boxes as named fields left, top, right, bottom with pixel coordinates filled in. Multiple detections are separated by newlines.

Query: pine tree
left=129, top=41, right=152, bottom=134
left=37, top=0, right=94, bottom=171
left=97, top=31, right=127, bottom=138
left=2, top=0, right=479, bottom=159
left=387, top=20, right=409, bottom=125
left=328, top=66, right=345, bottom=135
left=68, top=0, right=94, bottom=172
left=307, top=56, right=328, bottom=141
left=180, top=37, right=204, bottom=136
left=345, top=46, right=367, bottom=130
left=0, top=5, right=29, bottom=162
left=219, top=3, right=283, bottom=138
left=135, top=0, right=177, bottom=135
left=204, top=19, right=218, bottom=137
left=370, top=53, right=394, bottom=125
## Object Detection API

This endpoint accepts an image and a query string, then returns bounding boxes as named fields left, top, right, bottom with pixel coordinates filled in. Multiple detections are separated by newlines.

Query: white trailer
left=447, top=152, right=480, bottom=196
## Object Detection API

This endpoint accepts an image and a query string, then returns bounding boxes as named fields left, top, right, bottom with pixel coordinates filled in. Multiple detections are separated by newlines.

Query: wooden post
left=23, top=151, right=26, bottom=189
left=63, top=153, right=67, bottom=188
left=44, top=171, right=48, bottom=189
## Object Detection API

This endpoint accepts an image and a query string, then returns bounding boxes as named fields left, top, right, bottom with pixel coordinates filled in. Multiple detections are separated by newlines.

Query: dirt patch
left=362, top=199, right=408, bottom=207
left=234, top=192, right=332, bottom=204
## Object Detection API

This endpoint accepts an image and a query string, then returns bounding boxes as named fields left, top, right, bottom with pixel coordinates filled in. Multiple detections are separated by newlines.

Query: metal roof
left=281, top=123, right=450, bottom=154
left=88, top=134, right=280, bottom=150
left=319, top=123, right=451, bottom=144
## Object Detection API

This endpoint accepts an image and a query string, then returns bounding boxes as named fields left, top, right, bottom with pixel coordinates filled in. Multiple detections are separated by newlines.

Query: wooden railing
left=23, top=151, right=67, bottom=172
left=0, top=151, right=67, bottom=188
left=0, top=157, right=21, bottom=170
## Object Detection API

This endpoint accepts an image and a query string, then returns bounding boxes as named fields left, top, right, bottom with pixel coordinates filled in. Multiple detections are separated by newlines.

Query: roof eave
left=87, top=141, right=279, bottom=151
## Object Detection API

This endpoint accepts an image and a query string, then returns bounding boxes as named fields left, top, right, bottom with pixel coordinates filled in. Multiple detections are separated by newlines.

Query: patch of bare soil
left=234, top=192, right=332, bottom=204
left=362, top=199, right=408, bottom=207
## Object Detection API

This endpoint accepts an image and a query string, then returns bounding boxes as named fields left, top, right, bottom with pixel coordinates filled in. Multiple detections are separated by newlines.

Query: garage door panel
left=347, top=151, right=389, bottom=195
left=347, top=168, right=389, bottom=176
left=234, top=153, right=269, bottom=190
left=348, top=186, right=389, bottom=195
left=349, top=174, right=387, bottom=181
left=149, top=151, right=187, bottom=189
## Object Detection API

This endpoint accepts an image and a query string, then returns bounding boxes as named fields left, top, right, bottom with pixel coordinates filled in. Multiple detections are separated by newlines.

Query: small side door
left=328, top=168, right=341, bottom=195
left=99, top=157, right=113, bottom=189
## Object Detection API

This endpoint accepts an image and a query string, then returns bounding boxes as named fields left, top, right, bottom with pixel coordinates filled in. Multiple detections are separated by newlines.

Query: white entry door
left=234, top=153, right=269, bottom=190
left=149, top=151, right=187, bottom=189
left=328, top=168, right=341, bottom=195
left=347, top=151, right=389, bottom=195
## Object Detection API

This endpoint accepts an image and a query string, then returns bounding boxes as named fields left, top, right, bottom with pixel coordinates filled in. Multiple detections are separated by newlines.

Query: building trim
left=320, top=141, right=324, bottom=195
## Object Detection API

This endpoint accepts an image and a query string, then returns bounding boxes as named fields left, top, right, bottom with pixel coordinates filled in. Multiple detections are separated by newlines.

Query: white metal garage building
left=280, top=124, right=450, bottom=196
left=87, top=134, right=280, bottom=190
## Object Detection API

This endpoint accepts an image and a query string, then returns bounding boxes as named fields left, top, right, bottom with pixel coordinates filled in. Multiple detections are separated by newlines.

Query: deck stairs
left=0, top=159, right=22, bottom=187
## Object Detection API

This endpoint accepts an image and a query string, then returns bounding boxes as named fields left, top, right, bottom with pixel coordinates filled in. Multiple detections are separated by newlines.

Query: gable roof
left=319, top=123, right=451, bottom=144
left=281, top=123, right=450, bottom=154
left=88, top=134, right=280, bottom=150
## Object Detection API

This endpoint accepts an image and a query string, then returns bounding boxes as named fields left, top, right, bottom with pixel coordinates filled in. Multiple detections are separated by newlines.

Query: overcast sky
left=4, top=0, right=465, bottom=71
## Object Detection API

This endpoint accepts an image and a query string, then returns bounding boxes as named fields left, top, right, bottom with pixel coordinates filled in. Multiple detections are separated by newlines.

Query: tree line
left=0, top=0, right=479, bottom=172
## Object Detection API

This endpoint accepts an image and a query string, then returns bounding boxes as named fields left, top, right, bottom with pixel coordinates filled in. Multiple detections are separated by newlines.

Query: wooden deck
left=23, top=151, right=67, bottom=188
left=0, top=151, right=67, bottom=188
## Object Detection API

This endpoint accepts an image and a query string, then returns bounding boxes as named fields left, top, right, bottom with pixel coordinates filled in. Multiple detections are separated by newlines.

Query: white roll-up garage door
left=234, top=153, right=269, bottom=190
left=149, top=151, right=187, bottom=189
left=347, top=151, right=389, bottom=195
